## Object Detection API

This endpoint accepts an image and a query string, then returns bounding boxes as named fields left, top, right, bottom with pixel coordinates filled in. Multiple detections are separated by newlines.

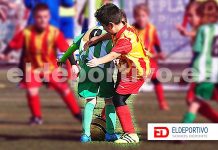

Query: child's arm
left=84, top=33, right=111, bottom=50
left=0, top=31, right=24, bottom=60
left=87, top=52, right=120, bottom=67
left=176, top=24, right=196, bottom=38
left=57, top=44, right=78, bottom=66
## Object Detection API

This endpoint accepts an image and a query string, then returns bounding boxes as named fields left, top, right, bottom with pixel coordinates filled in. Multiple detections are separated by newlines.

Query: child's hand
left=72, top=65, right=80, bottom=75
left=176, top=24, right=187, bottom=36
left=84, top=36, right=100, bottom=50
left=0, top=53, right=8, bottom=61
left=158, top=52, right=166, bottom=60
left=86, top=57, right=99, bottom=67
left=152, top=52, right=166, bottom=60
left=0, top=53, right=5, bottom=60
left=57, top=59, right=63, bottom=67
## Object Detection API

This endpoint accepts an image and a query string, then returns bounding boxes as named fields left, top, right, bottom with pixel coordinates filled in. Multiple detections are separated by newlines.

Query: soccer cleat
left=105, top=133, right=120, bottom=142
left=114, top=133, right=139, bottom=144
left=80, top=134, right=92, bottom=143
left=29, top=117, right=43, bottom=126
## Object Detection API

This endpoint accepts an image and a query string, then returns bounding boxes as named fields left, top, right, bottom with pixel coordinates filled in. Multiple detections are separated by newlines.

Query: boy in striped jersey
left=87, top=4, right=150, bottom=143
left=0, top=4, right=82, bottom=125
left=132, top=4, right=169, bottom=110
left=58, top=26, right=119, bottom=143
left=182, top=0, right=218, bottom=123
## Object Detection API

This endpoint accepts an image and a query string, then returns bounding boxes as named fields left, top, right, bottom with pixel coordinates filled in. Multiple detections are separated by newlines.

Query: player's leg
left=104, top=98, right=120, bottom=141
left=151, top=71, right=169, bottom=110
left=112, top=93, right=139, bottom=143
left=81, top=98, right=97, bottom=142
left=98, top=69, right=119, bottom=141
left=101, top=106, right=106, bottom=120
left=182, top=101, right=200, bottom=123
left=26, top=87, right=43, bottom=125
left=186, top=82, right=196, bottom=104
left=49, top=79, right=82, bottom=121
left=182, top=83, right=217, bottom=123
left=186, top=83, right=218, bottom=122
left=212, top=84, right=218, bottom=101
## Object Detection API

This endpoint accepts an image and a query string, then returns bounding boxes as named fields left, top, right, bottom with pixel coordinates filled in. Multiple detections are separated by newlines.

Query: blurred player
left=132, top=4, right=169, bottom=110
left=181, top=0, right=218, bottom=123
left=0, top=4, right=81, bottom=125
left=177, top=1, right=218, bottom=122
left=87, top=4, right=151, bottom=143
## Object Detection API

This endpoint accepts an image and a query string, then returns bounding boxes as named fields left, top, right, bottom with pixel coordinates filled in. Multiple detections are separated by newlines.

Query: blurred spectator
left=24, top=0, right=74, bottom=27
left=59, top=0, right=77, bottom=41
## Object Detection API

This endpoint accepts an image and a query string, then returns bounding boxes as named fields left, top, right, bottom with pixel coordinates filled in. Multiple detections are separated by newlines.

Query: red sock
left=62, top=92, right=81, bottom=115
left=154, top=84, right=168, bottom=108
left=186, top=83, right=196, bottom=104
left=116, top=105, right=135, bottom=133
left=27, top=93, right=41, bottom=118
left=101, top=107, right=106, bottom=120
left=199, top=101, right=218, bottom=123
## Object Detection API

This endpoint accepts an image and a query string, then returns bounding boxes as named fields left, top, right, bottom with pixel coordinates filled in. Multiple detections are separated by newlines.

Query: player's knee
left=151, top=78, right=160, bottom=85
left=27, top=88, right=39, bottom=96
left=112, top=93, right=127, bottom=107
left=59, top=88, right=71, bottom=96
left=105, top=97, right=113, bottom=105
left=86, top=98, right=97, bottom=106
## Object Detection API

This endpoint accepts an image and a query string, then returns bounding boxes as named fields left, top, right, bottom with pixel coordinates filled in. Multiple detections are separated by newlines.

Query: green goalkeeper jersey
left=192, top=23, right=218, bottom=83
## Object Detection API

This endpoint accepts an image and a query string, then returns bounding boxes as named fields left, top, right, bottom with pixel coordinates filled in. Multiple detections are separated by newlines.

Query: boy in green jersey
left=58, top=26, right=119, bottom=142
left=182, top=0, right=218, bottom=123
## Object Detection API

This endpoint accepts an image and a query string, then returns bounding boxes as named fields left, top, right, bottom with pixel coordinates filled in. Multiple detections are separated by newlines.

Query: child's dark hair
left=186, top=1, right=202, bottom=15
left=33, top=3, right=49, bottom=15
left=121, top=9, right=127, bottom=23
left=197, top=0, right=218, bottom=24
left=95, top=3, right=122, bottom=25
left=133, top=3, right=149, bottom=16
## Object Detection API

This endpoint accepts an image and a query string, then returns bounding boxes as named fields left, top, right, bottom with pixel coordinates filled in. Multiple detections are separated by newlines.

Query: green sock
left=82, top=102, right=95, bottom=136
left=105, top=105, right=116, bottom=134
left=182, top=112, right=196, bottom=123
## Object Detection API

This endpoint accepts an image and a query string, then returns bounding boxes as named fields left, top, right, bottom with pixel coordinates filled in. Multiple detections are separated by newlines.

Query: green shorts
left=78, top=64, right=115, bottom=99
left=195, top=82, right=215, bottom=100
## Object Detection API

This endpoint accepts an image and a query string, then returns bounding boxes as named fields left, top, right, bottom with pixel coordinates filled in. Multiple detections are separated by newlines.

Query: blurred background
left=0, top=0, right=191, bottom=64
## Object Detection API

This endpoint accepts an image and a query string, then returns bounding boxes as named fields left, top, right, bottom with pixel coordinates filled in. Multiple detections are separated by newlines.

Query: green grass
left=0, top=69, right=218, bottom=150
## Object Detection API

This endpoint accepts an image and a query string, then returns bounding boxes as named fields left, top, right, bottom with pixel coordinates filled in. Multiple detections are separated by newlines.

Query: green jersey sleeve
left=59, top=34, right=84, bottom=63
left=193, top=27, right=204, bottom=53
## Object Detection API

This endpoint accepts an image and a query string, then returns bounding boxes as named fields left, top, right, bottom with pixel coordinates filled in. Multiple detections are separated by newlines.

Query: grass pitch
left=0, top=69, right=218, bottom=150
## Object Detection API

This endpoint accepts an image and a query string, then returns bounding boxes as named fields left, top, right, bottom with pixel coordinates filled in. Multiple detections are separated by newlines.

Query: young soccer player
left=0, top=4, right=81, bottom=125
left=132, top=4, right=169, bottom=110
left=87, top=4, right=151, bottom=143
left=181, top=0, right=218, bottom=123
left=58, top=26, right=119, bottom=143
left=177, top=1, right=218, bottom=123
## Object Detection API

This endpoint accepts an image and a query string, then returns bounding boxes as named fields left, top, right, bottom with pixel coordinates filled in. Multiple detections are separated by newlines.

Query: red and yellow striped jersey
left=111, top=24, right=150, bottom=78
left=9, top=25, right=69, bottom=71
left=133, top=23, right=161, bottom=55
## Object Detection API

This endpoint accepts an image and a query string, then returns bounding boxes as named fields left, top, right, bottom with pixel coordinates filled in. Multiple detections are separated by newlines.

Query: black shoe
left=29, top=117, right=43, bottom=126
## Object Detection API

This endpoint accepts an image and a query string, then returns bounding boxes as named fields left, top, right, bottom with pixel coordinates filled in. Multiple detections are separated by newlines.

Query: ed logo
left=154, top=127, right=169, bottom=138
